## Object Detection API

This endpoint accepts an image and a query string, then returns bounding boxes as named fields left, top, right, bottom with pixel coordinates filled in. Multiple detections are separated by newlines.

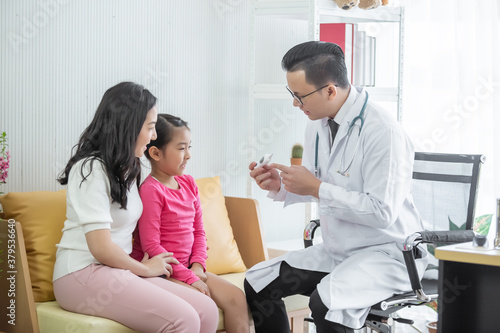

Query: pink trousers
left=53, top=264, right=219, bottom=333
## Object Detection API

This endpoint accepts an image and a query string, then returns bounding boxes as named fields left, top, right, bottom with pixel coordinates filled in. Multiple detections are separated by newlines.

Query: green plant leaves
left=448, top=216, right=466, bottom=231
left=473, top=214, right=493, bottom=236
left=291, top=143, right=303, bottom=158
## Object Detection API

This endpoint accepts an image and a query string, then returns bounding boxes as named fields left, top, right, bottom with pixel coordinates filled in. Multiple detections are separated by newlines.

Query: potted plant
left=290, top=143, right=303, bottom=166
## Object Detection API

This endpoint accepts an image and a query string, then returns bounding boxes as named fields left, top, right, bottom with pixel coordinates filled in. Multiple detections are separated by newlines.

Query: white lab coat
left=246, top=87, right=428, bottom=329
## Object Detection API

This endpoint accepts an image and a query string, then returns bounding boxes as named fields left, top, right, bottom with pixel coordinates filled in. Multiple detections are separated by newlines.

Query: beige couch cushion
left=0, top=190, right=66, bottom=302
left=36, top=302, right=136, bottom=333
left=195, top=176, right=247, bottom=274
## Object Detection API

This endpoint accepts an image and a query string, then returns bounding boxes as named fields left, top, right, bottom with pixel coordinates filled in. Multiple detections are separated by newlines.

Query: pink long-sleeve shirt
left=130, top=174, right=207, bottom=285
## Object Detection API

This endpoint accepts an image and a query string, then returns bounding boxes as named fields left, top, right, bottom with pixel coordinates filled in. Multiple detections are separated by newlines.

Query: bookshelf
left=250, top=0, right=404, bottom=115
left=247, top=0, right=405, bottom=247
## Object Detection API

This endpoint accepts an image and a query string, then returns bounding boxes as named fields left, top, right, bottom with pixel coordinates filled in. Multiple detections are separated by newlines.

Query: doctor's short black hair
left=281, top=41, right=350, bottom=89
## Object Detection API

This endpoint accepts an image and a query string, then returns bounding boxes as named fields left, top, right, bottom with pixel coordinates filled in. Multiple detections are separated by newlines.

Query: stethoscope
left=314, top=91, right=369, bottom=178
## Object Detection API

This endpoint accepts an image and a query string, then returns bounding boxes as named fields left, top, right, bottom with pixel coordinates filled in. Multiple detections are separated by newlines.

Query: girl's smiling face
left=156, top=126, right=191, bottom=176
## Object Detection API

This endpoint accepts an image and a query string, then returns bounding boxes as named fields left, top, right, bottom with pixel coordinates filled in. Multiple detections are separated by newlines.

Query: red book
left=320, top=23, right=355, bottom=84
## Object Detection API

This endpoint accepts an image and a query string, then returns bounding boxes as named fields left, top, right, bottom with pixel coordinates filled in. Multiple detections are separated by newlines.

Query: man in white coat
left=244, top=41, right=428, bottom=333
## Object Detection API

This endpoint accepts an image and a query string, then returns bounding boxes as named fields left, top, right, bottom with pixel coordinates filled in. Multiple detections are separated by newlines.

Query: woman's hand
left=191, top=280, right=211, bottom=297
left=86, top=229, right=178, bottom=277
left=141, top=252, right=179, bottom=278
left=190, top=262, right=208, bottom=282
left=249, top=162, right=281, bottom=192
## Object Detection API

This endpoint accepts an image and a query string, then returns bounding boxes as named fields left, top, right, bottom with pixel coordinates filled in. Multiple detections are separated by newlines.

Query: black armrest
left=304, top=219, right=320, bottom=248
left=402, top=229, right=474, bottom=301
left=419, top=230, right=474, bottom=244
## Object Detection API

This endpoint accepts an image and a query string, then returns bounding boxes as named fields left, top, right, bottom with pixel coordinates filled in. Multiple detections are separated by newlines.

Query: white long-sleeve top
left=53, top=159, right=142, bottom=281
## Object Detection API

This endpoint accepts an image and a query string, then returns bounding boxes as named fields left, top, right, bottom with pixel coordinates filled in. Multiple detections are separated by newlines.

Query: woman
left=53, top=82, right=219, bottom=333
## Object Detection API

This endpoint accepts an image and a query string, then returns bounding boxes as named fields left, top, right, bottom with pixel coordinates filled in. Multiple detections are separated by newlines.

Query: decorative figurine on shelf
left=334, top=0, right=388, bottom=10
left=334, top=0, right=359, bottom=10
left=290, top=143, right=303, bottom=166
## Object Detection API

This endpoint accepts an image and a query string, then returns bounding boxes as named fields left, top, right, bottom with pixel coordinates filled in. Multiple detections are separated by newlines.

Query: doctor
left=244, top=41, right=428, bottom=333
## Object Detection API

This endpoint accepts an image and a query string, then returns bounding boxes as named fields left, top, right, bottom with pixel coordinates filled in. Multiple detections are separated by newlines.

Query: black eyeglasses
left=285, top=84, right=330, bottom=106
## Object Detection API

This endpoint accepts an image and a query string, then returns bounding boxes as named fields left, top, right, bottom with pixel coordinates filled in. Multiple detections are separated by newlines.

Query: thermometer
left=255, top=153, right=273, bottom=168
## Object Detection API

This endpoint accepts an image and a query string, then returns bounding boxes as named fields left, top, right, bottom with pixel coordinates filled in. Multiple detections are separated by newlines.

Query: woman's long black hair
left=58, top=82, right=157, bottom=209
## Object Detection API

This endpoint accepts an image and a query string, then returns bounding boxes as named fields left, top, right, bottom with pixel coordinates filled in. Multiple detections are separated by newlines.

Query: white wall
left=1, top=0, right=313, bottom=244
left=401, top=1, right=500, bottom=218
left=7, top=1, right=492, bottom=246
left=0, top=0, right=251, bottom=198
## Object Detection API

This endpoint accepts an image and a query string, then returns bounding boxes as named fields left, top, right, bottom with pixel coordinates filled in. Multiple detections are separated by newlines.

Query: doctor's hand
left=271, top=163, right=321, bottom=198
left=249, top=161, right=281, bottom=192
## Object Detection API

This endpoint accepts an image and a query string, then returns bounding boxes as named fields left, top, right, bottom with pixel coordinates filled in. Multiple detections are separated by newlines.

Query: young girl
left=131, top=114, right=250, bottom=333
left=54, top=82, right=219, bottom=333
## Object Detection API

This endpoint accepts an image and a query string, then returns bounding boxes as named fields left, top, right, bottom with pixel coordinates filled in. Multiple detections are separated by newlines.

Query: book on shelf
left=320, top=23, right=354, bottom=83
left=320, top=23, right=376, bottom=87
left=364, top=36, right=376, bottom=87
left=352, top=29, right=365, bottom=86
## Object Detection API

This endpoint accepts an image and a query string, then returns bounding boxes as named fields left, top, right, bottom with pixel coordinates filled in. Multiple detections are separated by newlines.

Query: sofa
left=0, top=176, right=310, bottom=333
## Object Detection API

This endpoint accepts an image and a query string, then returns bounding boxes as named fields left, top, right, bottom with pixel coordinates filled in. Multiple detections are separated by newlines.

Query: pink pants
left=53, top=264, right=219, bottom=333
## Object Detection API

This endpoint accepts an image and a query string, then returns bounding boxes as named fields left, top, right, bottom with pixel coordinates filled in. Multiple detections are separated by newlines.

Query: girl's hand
left=191, top=280, right=211, bottom=297
left=249, top=162, right=281, bottom=192
left=141, top=252, right=179, bottom=278
left=190, top=262, right=208, bottom=282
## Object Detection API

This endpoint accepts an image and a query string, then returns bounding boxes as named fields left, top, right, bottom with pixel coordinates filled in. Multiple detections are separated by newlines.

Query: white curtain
left=402, top=0, right=500, bottom=217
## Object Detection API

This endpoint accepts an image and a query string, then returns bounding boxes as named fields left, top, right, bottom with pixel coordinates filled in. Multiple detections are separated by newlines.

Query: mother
left=53, top=82, right=219, bottom=333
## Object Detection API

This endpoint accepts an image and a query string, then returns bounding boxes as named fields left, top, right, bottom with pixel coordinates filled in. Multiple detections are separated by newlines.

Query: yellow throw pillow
left=0, top=190, right=67, bottom=302
left=195, top=177, right=247, bottom=274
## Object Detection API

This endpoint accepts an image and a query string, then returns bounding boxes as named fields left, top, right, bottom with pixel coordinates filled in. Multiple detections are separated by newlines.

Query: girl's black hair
left=58, top=82, right=157, bottom=209
left=281, top=41, right=350, bottom=89
left=144, top=113, right=189, bottom=160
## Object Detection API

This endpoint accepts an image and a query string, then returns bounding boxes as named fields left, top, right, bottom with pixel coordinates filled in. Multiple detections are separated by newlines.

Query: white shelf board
left=318, top=1, right=401, bottom=23
left=255, top=0, right=401, bottom=23
left=364, top=87, right=400, bottom=102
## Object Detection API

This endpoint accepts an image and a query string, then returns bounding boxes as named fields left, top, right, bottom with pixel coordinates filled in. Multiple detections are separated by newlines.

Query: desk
left=435, top=242, right=500, bottom=333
